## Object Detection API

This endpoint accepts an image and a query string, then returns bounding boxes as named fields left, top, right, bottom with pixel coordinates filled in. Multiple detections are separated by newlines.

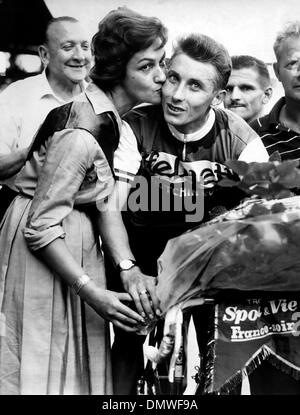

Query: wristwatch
left=117, top=259, right=137, bottom=272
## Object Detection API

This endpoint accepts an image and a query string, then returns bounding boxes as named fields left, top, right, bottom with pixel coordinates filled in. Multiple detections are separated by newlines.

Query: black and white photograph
left=1, top=0, right=300, bottom=405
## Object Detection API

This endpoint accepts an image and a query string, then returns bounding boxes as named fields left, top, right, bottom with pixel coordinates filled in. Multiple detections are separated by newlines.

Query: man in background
left=0, top=16, right=91, bottom=217
left=251, top=21, right=300, bottom=161
left=224, top=55, right=272, bottom=124
left=249, top=21, right=300, bottom=395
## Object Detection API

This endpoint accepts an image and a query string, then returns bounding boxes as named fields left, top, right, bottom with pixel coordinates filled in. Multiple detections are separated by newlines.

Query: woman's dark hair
left=89, top=7, right=168, bottom=91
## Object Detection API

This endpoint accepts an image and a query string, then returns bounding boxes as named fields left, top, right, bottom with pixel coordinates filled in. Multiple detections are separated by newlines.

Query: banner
left=201, top=295, right=300, bottom=394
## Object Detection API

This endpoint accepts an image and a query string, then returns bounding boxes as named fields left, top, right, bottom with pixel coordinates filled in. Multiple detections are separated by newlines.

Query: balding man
left=0, top=16, right=91, bottom=217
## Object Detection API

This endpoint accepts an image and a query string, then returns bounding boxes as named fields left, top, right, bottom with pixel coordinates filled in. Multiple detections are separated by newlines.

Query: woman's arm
left=24, top=128, right=145, bottom=331
left=36, top=238, right=145, bottom=332
left=95, top=193, right=161, bottom=319
left=107, top=122, right=161, bottom=318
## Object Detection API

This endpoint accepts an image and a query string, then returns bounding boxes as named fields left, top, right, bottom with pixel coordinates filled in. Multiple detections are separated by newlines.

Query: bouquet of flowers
left=156, top=159, right=300, bottom=313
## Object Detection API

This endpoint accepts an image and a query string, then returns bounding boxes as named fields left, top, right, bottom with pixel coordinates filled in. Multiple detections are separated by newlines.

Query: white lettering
left=231, top=325, right=243, bottom=339
left=223, top=306, right=237, bottom=322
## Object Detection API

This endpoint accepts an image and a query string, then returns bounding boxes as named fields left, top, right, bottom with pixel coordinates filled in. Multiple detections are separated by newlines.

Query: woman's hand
left=120, top=266, right=161, bottom=320
left=80, top=281, right=146, bottom=332
left=94, top=208, right=161, bottom=320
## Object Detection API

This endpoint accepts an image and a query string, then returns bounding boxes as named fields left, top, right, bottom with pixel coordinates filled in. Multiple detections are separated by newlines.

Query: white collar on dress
left=167, top=108, right=215, bottom=142
left=84, top=82, right=122, bottom=135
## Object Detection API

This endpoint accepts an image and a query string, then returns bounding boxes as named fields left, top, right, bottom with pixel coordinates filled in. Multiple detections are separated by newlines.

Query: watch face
left=119, top=259, right=135, bottom=270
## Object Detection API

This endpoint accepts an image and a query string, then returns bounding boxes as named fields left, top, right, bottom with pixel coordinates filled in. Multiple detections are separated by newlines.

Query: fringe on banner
left=201, top=344, right=300, bottom=395
left=264, top=347, right=300, bottom=381
left=216, top=346, right=271, bottom=395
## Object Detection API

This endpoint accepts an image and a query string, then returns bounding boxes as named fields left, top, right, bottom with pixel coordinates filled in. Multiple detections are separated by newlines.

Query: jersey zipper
left=182, top=135, right=187, bottom=161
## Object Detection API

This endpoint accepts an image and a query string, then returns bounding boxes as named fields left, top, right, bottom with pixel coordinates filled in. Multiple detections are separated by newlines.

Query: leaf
left=271, top=203, right=286, bottom=213
left=268, top=182, right=286, bottom=193
left=223, top=159, right=300, bottom=199
left=279, top=173, right=300, bottom=188
left=247, top=204, right=270, bottom=217
left=240, top=163, right=275, bottom=185
left=247, top=162, right=275, bottom=178
left=226, top=160, right=249, bottom=176
left=275, top=189, right=294, bottom=199
left=269, top=151, right=282, bottom=162
left=237, top=182, right=258, bottom=193
left=269, top=169, right=280, bottom=182
left=245, top=186, right=270, bottom=197
left=217, top=178, right=240, bottom=188
left=242, top=175, right=270, bottom=185
left=275, top=160, right=300, bottom=177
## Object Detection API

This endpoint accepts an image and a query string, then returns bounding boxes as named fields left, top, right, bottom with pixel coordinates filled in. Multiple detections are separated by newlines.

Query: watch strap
left=116, top=259, right=137, bottom=272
